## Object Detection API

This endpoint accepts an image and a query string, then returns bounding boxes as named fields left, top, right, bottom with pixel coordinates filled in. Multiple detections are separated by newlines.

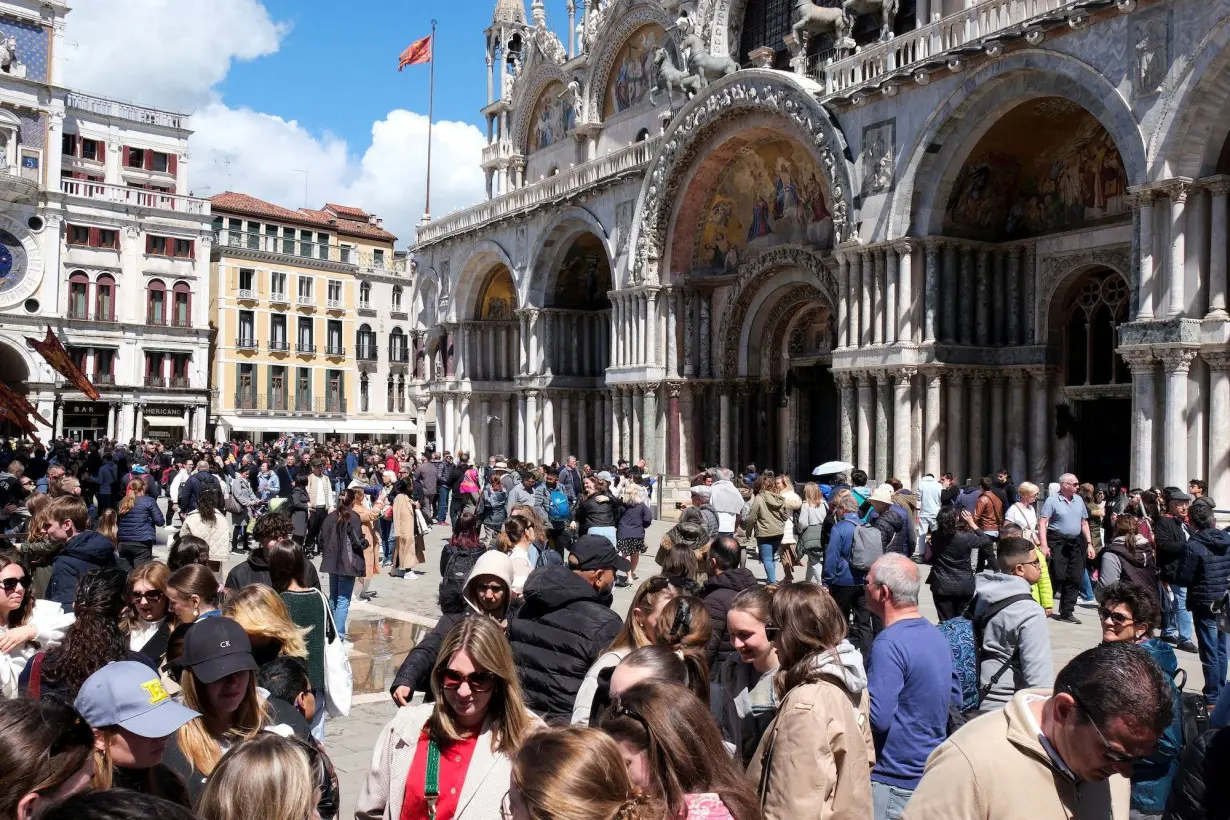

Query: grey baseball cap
left=75, top=661, right=200, bottom=737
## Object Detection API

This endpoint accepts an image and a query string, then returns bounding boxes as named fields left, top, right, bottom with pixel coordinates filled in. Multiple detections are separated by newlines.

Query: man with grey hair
left=689, top=484, right=721, bottom=542
left=1039, top=472, right=1093, bottom=624
left=865, top=553, right=953, bottom=819
left=708, top=467, right=747, bottom=537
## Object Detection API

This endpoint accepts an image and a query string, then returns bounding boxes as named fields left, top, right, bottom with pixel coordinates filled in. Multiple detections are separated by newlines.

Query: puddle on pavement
left=346, top=616, right=430, bottom=696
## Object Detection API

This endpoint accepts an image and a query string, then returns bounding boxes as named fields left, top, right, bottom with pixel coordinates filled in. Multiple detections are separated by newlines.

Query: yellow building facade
left=207, top=193, right=400, bottom=442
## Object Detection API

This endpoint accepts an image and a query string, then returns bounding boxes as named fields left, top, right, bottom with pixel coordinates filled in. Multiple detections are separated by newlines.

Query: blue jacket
left=97, top=461, right=118, bottom=496
left=1132, top=637, right=1183, bottom=813
left=1187, top=527, right=1230, bottom=609
left=116, top=495, right=165, bottom=544
left=45, top=530, right=117, bottom=608
left=823, top=512, right=865, bottom=587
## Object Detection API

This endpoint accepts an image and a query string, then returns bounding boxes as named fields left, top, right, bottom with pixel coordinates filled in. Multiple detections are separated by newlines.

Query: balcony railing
left=67, top=91, right=190, bottom=130
left=296, top=295, right=314, bottom=307
left=170, top=376, right=190, bottom=388
left=94, top=373, right=115, bottom=385
left=357, top=345, right=378, bottom=361
left=358, top=300, right=372, bottom=311
left=236, top=337, right=257, bottom=351
left=416, top=136, right=661, bottom=246
left=237, top=288, right=257, bottom=300
left=233, top=393, right=346, bottom=415
left=235, top=392, right=258, bottom=411
left=270, top=292, right=289, bottom=305
left=823, top=0, right=1084, bottom=95
left=59, top=178, right=207, bottom=215
left=296, top=343, right=316, bottom=354
left=144, top=375, right=166, bottom=388
left=327, top=298, right=343, bottom=309
left=325, top=345, right=346, bottom=357
left=390, top=350, right=410, bottom=364
left=481, top=139, right=516, bottom=167
left=268, top=339, right=289, bottom=352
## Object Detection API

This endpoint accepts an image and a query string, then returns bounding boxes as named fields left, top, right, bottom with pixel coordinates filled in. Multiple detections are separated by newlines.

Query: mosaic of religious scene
left=944, top=97, right=1129, bottom=242
left=696, top=139, right=834, bottom=275
left=479, top=266, right=516, bottom=320
left=604, top=24, right=667, bottom=118
left=552, top=234, right=611, bottom=309
left=529, top=81, right=576, bottom=154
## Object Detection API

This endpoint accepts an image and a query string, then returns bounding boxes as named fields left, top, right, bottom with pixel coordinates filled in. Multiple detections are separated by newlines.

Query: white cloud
left=61, top=0, right=486, bottom=244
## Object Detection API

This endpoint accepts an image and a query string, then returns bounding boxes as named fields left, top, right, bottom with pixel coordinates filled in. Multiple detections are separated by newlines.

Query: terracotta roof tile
left=209, top=192, right=332, bottom=228
left=325, top=202, right=370, bottom=219
left=334, top=218, right=398, bottom=242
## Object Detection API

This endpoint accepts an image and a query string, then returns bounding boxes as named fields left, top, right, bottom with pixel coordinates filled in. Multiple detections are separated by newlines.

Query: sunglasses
left=131, top=589, right=165, bottom=603
left=1069, top=693, right=1149, bottom=764
left=764, top=623, right=782, bottom=641
left=0, top=576, right=26, bottom=593
left=441, top=669, right=497, bottom=692
left=1098, top=607, right=1134, bottom=627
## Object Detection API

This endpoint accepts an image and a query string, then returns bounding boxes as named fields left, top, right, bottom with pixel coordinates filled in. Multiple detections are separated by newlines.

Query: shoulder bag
left=314, top=588, right=353, bottom=717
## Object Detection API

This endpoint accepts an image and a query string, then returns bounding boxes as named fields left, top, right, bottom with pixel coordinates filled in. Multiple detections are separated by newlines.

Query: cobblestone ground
left=158, top=512, right=1203, bottom=819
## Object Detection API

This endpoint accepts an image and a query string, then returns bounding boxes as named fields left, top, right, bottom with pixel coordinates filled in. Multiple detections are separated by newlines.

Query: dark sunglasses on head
left=441, top=669, right=497, bottom=692
left=0, top=576, right=26, bottom=593
left=131, top=590, right=164, bottom=603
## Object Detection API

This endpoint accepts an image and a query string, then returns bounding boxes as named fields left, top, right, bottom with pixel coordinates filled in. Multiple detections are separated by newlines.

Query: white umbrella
left=812, top=461, right=854, bottom=476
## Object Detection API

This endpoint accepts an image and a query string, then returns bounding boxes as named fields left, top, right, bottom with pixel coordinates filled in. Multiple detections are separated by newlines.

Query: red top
left=400, top=730, right=481, bottom=820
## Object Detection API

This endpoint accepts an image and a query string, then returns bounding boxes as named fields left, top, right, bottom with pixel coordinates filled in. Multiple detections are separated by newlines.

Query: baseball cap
left=175, top=617, right=259, bottom=684
left=569, top=534, right=631, bottom=573
left=75, top=661, right=200, bottom=737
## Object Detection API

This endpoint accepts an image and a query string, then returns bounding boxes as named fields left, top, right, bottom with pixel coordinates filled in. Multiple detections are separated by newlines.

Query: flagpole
left=423, top=18, right=436, bottom=223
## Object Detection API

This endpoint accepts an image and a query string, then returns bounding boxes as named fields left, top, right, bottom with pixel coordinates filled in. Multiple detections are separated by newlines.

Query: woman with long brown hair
left=180, top=487, right=231, bottom=573
left=123, top=561, right=173, bottom=666
left=320, top=487, right=367, bottom=639
left=18, top=493, right=56, bottom=598
left=600, top=681, right=763, bottom=820
left=357, top=616, right=540, bottom=820
left=166, top=563, right=222, bottom=623
left=116, top=477, right=165, bottom=570
left=715, top=586, right=781, bottom=766
left=748, top=583, right=873, bottom=819
left=0, top=697, right=95, bottom=820
left=0, top=550, right=71, bottom=699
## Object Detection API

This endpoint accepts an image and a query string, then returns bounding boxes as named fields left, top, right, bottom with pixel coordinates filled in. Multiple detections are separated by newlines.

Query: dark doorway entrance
left=792, top=365, right=839, bottom=474
left=1070, top=397, right=1130, bottom=486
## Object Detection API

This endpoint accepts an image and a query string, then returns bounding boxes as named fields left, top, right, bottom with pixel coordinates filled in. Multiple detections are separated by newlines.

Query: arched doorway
left=0, top=340, right=31, bottom=438
left=470, top=264, right=519, bottom=382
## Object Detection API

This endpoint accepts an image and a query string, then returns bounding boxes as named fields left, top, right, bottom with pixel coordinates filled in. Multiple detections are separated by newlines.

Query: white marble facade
left=411, top=0, right=1230, bottom=503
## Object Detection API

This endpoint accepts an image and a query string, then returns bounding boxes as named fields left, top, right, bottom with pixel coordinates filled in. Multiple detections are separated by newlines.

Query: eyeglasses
left=0, top=576, right=26, bottom=593
left=764, top=623, right=782, bottom=641
left=1023, top=558, right=1041, bottom=569
left=441, top=669, right=497, bottom=692
left=1068, top=692, right=1149, bottom=764
left=1098, top=607, right=1134, bottom=627
left=131, top=589, right=165, bottom=604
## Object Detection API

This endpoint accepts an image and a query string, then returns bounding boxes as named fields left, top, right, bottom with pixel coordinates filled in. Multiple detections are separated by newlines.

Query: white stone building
left=0, top=0, right=212, bottom=443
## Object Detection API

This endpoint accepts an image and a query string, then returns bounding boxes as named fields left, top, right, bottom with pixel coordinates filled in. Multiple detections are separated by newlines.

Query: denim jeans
left=1162, top=583, right=1195, bottom=642
left=379, top=517, right=394, bottom=562
left=1080, top=568, right=1095, bottom=601
left=436, top=486, right=451, bottom=523
left=1192, top=604, right=1229, bottom=704
left=872, top=780, right=913, bottom=820
left=758, top=535, right=784, bottom=584
left=328, top=574, right=356, bottom=639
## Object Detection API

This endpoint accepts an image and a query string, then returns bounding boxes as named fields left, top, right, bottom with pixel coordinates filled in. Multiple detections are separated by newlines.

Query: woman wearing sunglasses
left=1097, top=582, right=1182, bottom=819
left=0, top=550, right=72, bottom=699
left=124, top=561, right=173, bottom=668
left=357, top=616, right=539, bottom=820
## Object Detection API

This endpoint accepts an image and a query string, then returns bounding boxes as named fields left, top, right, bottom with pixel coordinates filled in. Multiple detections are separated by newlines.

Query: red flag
left=398, top=35, right=432, bottom=70
left=0, top=380, right=50, bottom=428
left=27, top=326, right=100, bottom=400
left=0, top=398, right=41, bottom=443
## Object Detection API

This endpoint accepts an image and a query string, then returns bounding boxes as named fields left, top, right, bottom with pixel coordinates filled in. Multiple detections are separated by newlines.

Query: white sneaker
left=403, top=572, right=418, bottom=580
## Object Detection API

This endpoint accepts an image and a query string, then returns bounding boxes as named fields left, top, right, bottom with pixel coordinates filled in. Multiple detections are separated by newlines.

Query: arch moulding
left=510, top=62, right=571, bottom=157
left=582, top=0, right=681, bottom=126
left=523, top=205, right=611, bottom=308
left=1147, top=12, right=1230, bottom=179
left=451, top=238, right=519, bottom=323
left=628, top=69, right=856, bottom=287
left=1035, top=244, right=1130, bottom=344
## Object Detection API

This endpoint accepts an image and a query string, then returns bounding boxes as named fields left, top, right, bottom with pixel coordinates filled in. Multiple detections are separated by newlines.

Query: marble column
left=643, top=384, right=659, bottom=473
left=630, top=386, right=642, bottom=464
left=893, top=368, right=914, bottom=481
left=946, top=371, right=965, bottom=479
left=837, top=373, right=855, bottom=467
left=1006, top=247, right=1021, bottom=345
left=612, top=388, right=624, bottom=461
left=501, top=395, right=512, bottom=456
left=860, top=251, right=874, bottom=347
left=856, top=375, right=873, bottom=471
left=959, top=246, right=974, bottom=344
left=667, top=382, right=682, bottom=474
left=989, top=376, right=1005, bottom=471
left=699, top=293, right=711, bottom=378
left=1007, top=371, right=1028, bottom=483
left=1207, top=178, right=1230, bottom=319
left=967, top=372, right=985, bottom=479
left=610, top=298, right=620, bottom=368
left=849, top=253, right=863, bottom=349
left=1029, top=369, right=1051, bottom=485
left=541, top=392, right=556, bottom=464
left=516, top=392, right=527, bottom=460
left=646, top=291, right=658, bottom=367
left=924, top=371, right=942, bottom=477
left=1208, top=355, right=1230, bottom=505
left=1119, top=351, right=1156, bottom=490
left=875, top=373, right=891, bottom=479
left=838, top=256, right=851, bottom=348
left=444, top=394, right=456, bottom=451
left=1168, top=183, right=1190, bottom=318
left=667, top=289, right=678, bottom=378
left=577, top=392, right=589, bottom=464
left=526, top=390, right=541, bottom=463
left=719, top=385, right=732, bottom=468
left=897, top=241, right=913, bottom=344
left=459, top=393, right=471, bottom=452
left=873, top=249, right=886, bottom=346
left=1160, top=349, right=1196, bottom=487
left=924, top=241, right=939, bottom=344
left=636, top=294, right=647, bottom=365
left=527, top=311, right=541, bottom=375
left=943, top=243, right=958, bottom=344
left=603, top=391, right=613, bottom=465
left=885, top=246, right=899, bottom=346
left=991, top=251, right=1005, bottom=346
left=1023, top=245, right=1037, bottom=343
left=478, top=395, right=491, bottom=457
left=559, top=393, right=571, bottom=459
left=1136, top=191, right=1156, bottom=321
left=543, top=313, right=556, bottom=376
left=683, top=291, right=697, bottom=377
left=974, top=250, right=990, bottom=347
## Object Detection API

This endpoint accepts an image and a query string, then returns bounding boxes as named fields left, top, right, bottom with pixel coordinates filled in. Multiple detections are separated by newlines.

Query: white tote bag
left=316, top=588, right=353, bottom=717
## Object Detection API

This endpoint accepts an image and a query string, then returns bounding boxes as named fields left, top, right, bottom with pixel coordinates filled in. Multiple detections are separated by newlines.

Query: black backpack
left=439, top=546, right=485, bottom=606
left=1174, top=668, right=1211, bottom=749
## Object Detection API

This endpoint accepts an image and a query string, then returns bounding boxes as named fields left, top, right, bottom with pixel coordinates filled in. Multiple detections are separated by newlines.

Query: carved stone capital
left=1203, top=175, right=1230, bottom=197
left=666, top=380, right=686, bottom=398
left=1007, top=369, right=1031, bottom=385
left=1166, top=179, right=1194, bottom=204
left=1119, top=348, right=1156, bottom=373
left=1204, top=352, right=1230, bottom=372
left=894, top=366, right=917, bottom=386
left=1157, top=348, right=1198, bottom=373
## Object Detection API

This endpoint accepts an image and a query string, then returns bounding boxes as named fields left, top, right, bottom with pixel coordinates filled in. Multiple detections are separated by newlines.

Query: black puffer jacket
left=873, top=505, right=909, bottom=554
left=1164, top=725, right=1230, bottom=820
left=507, top=565, right=623, bottom=719
left=1187, top=527, right=1230, bottom=609
left=925, top=531, right=990, bottom=597
left=1155, top=515, right=1193, bottom=583
left=46, top=531, right=117, bottom=608
left=224, top=547, right=320, bottom=592
left=698, top=567, right=759, bottom=663
left=575, top=494, right=620, bottom=533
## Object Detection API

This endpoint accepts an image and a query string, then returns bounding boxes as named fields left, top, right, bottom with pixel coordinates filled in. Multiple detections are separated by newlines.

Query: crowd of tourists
left=0, top=433, right=1228, bottom=820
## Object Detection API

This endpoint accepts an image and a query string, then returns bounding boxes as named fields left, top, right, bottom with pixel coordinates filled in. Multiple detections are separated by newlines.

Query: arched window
left=1065, top=269, right=1129, bottom=386
left=391, top=285, right=403, bottom=312
left=146, top=279, right=166, bottom=325
left=359, top=281, right=372, bottom=307
left=357, top=323, right=376, bottom=360
left=360, top=373, right=370, bottom=413
left=635, top=128, right=650, bottom=143
left=68, top=271, right=89, bottom=319
left=172, top=281, right=191, bottom=327
left=390, top=327, right=406, bottom=362
left=95, top=274, right=116, bottom=322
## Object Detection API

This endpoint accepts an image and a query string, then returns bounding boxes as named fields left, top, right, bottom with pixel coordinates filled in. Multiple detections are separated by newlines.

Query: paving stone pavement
left=155, top=511, right=1205, bottom=819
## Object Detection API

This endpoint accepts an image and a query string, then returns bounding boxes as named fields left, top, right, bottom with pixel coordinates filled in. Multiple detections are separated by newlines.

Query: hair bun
left=616, top=788, right=651, bottom=820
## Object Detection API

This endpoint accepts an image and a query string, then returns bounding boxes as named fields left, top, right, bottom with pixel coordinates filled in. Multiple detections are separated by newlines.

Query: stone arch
left=1036, top=246, right=1131, bottom=347
left=1148, top=12, right=1230, bottom=179
left=719, top=244, right=836, bottom=377
left=524, top=205, right=612, bottom=307
left=412, top=270, right=440, bottom=331
left=473, top=265, right=518, bottom=321
left=451, top=239, right=518, bottom=322
left=705, top=0, right=742, bottom=58
left=582, top=0, right=679, bottom=124
left=0, top=336, right=34, bottom=385
left=890, top=50, right=1147, bottom=240
left=627, top=70, right=855, bottom=286
left=510, top=63, right=571, bottom=156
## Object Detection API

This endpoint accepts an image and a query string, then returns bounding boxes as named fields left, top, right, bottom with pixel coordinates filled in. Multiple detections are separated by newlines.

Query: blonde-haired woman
left=1005, top=481, right=1053, bottom=616
left=571, top=576, right=680, bottom=725
left=798, top=483, right=828, bottom=585
left=357, top=617, right=539, bottom=820
left=505, top=725, right=665, bottom=820
left=197, top=733, right=318, bottom=820
left=749, top=582, right=873, bottom=820
left=777, top=475, right=803, bottom=583
left=617, top=481, right=652, bottom=586
left=221, top=584, right=310, bottom=668
left=116, top=478, right=164, bottom=571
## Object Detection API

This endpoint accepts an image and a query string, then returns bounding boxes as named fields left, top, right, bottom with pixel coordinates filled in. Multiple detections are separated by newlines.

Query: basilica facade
left=409, top=0, right=1230, bottom=503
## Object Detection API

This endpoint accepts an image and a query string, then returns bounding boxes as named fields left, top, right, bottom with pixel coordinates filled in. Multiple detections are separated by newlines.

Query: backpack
left=439, top=547, right=485, bottom=604
left=939, top=593, right=1036, bottom=717
left=1173, top=668, right=1210, bottom=749
left=548, top=488, right=571, bottom=523
left=850, top=525, right=883, bottom=572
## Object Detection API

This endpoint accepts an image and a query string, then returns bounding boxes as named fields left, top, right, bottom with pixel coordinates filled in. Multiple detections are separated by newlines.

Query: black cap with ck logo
left=175, top=616, right=258, bottom=684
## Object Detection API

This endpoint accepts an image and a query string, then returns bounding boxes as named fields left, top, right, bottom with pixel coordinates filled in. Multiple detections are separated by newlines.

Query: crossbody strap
left=424, top=739, right=441, bottom=818
left=316, top=588, right=337, bottom=644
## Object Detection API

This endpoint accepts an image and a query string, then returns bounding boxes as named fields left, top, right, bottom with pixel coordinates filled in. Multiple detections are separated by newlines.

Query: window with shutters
left=68, top=225, right=90, bottom=245
left=297, top=317, right=314, bottom=351
left=67, top=225, right=119, bottom=249
left=95, top=275, right=116, bottom=322
left=61, top=133, right=75, bottom=155
left=172, top=282, right=191, bottom=327
left=68, top=272, right=89, bottom=319
left=391, top=285, right=403, bottom=312
left=174, top=239, right=193, bottom=258
left=81, top=139, right=99, bottom=161
left=238, top=363, right=255, bottom=402
left=359, top=281, right=372, bottom=307
left=95, top=349, right=115, bottom=380
left=147, top=235, right=168, bottom=256
left=151, top=151, right=169, bottom=173
left=147, top=280, right=167, bottom=325
left=327, top=371, right=343, bottom=412
left=270, top=314, right=287, bottom=351
left=271, top=367, right=287, bottom=410
left=97, top=229, right=118, bottom=249
left=238, top=311, right=256, bottom=346
left=298, top=276, right=313, bottom=300
left=126, top=148, right=145, bottom=168
left=238, top=269, right=255, bottom=292
left=271, top=272, right=287, bottom=300
left=327, top=280, right=342, bottom=304
left=297, top=367, right=311, bottom=409
left=327, top=320, right=343, bottom=355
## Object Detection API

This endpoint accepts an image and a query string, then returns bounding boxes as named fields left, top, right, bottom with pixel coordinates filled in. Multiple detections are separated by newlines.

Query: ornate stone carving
left=1157, top=348, right=1198, bottom=374
left=630, top=71, right=855, bottom=285
left=650, top=48, right=702, bottom=106
left=1203, top=352, right=1230, bottom=372
left=0, top=37, right=27, bottom=78
left=582, top=2, right=679, bottom=126
left=678, top=12, right=739, bottom=85
left=530, top=0, right=568, bottom=64
left=1035, top=245, right=1131, bottom=342
left=1118, top=348, right=1156, bottom=374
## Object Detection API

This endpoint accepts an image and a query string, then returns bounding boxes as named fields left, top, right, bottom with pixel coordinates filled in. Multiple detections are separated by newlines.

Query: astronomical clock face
left=0, top=221, right=42, bottom=309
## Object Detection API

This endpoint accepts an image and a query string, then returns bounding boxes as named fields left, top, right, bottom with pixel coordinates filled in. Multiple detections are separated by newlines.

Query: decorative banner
left=0, top=401, right=41, bottom=443
left=26, top=326, right=99, bottom=400
left=398, top=34, right=432, bottom=70
left=0, top=379, right=50, bottom=427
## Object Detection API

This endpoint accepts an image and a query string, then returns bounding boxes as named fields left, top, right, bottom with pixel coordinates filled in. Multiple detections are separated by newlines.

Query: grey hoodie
left=808, top=639, right=869, bottom=695
left=972, top=571, right=1053, bottom=709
